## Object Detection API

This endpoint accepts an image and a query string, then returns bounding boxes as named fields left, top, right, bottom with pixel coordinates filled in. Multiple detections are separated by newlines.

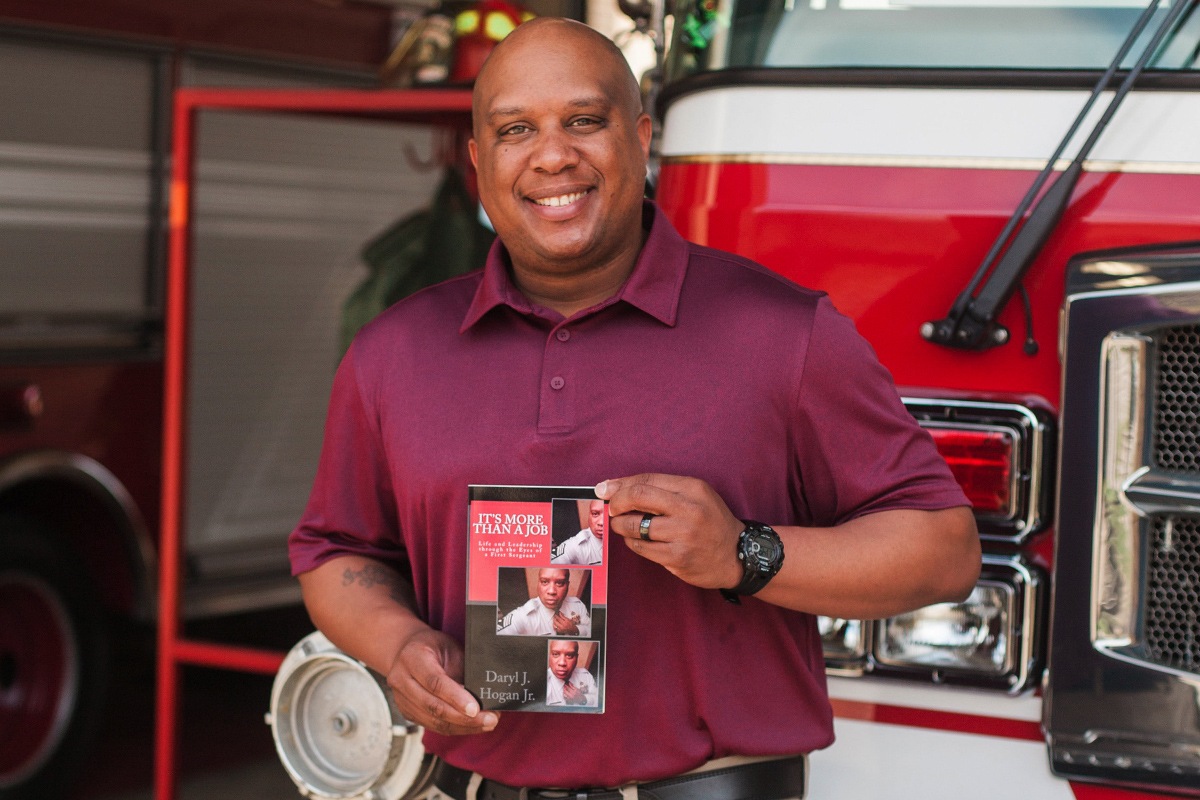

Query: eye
left=500, top=123, right=531, bottom=137
left=568, top=116, right=603, bottom=129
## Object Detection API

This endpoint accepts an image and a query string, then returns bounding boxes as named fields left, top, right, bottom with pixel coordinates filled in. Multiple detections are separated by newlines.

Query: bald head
left=472, top=18, right=643, bottom=136
left=465, top=14, right=653, bottom=312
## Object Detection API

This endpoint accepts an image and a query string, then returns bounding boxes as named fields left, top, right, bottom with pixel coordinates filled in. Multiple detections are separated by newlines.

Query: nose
left=530, top=127, right=579, bottom=174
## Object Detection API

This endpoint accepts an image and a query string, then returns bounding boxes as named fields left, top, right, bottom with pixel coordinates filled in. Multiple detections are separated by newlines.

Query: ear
left=636, top=113, right=652, bottom=159
left=468, top=138, right=479, bottom=169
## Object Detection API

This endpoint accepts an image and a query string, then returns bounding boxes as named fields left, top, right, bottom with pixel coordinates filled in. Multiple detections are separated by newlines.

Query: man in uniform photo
left=498, top=567, right=592, bottom=637
left=545, top=639, right=599, bottom=708
left=552, top=499, right=605, bottom=565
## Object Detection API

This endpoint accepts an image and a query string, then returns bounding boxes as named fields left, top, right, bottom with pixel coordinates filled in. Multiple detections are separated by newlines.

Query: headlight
left=877, top=582, right=1012, bottom=675
left=816, top=557, right=1044, bottom=692
left=818, top=616, right=870, bottom=670
left=872, top=557, right=1042, bottom=692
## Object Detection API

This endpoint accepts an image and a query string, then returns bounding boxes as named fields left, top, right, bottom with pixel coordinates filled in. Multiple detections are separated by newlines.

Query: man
left=552, top=499, right=605, bottom=565
left=499, top=568, right=591, bottom=637
left=290, top=15, right=979, bottom=800
left=546, top=640, right=598, bottom=707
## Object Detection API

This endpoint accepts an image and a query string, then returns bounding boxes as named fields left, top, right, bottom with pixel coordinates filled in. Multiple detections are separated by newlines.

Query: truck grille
left=1147, top=516, right=1200, bottom=675
left=1147, top=324, right=1200, bottom=675
left=1049, top=245, right=1200, bottom=794
left=1154, top=324, right=1200, bottom=473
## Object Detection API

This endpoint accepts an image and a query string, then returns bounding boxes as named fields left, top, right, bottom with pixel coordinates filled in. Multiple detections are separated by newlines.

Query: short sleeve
left=288, top=342, right=406, bottom=575
left=792, top=297, right=969, bottom=526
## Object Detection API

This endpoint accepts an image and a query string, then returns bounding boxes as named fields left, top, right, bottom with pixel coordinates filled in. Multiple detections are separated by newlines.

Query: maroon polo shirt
left=290, top=202, right=967, bottom=788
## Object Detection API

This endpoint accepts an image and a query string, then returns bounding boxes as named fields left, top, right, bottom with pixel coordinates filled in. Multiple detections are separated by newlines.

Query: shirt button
left=556, top=329, right=571, bottom=342
left=550, top=376, right=565, bottom=390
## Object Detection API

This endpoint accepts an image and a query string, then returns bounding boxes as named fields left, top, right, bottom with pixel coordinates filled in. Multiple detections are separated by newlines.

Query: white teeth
left=535, top=192, right=585, bottom=207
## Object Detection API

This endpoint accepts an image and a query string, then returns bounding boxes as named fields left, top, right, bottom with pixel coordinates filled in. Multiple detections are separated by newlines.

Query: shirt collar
left=460, top=200, right=688, bottom=332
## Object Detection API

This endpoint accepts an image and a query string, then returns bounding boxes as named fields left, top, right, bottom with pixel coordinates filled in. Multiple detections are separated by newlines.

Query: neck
left=512, top=230, right=647, bottom=318
left=517, top=274, right=626, bottom=318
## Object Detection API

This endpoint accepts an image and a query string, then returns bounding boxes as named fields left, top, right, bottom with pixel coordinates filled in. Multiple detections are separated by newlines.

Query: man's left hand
left=597, top=474, right=745, bottom=590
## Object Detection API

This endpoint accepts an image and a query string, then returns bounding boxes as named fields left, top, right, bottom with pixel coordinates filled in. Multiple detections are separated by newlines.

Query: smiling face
left=536, top=568, right=569, bottom=611
left=469, top=18, right=652, bottom=310
left=549, top=640, right=579, bottom=681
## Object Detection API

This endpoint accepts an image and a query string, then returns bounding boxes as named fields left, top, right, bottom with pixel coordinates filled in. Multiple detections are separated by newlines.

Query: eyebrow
left=485, top=96, right=612, bottom=123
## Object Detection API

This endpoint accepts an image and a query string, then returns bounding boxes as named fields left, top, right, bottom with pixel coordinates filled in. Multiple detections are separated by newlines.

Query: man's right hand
left=561, top=680, right=585, bottom=705
left=385, top=627, right=500, bottom=735
left=298, top=557, right=499, bottom=736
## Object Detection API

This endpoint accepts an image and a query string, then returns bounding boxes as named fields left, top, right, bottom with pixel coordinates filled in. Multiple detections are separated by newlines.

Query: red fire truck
left=650, top=0, right=1200, bottom=797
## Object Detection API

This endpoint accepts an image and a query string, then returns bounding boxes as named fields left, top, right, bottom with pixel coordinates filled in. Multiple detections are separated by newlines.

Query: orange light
left=928, top=427, right=1015, bottom=516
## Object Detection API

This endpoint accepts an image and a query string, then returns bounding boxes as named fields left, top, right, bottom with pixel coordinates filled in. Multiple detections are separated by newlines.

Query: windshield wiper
left=922, top=0, right=1197, bottom=353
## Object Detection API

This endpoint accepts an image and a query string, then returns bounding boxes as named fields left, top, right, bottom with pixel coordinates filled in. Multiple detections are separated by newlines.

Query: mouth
left=528, top=189, right=590, bottom=210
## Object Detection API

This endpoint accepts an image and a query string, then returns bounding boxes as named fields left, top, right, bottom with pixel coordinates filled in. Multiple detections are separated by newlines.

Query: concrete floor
left=89, top=760, right=301, bottom=800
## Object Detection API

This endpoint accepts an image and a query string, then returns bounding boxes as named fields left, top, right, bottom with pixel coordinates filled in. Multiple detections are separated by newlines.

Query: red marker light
left=928, top=427, right=1015, bottom=517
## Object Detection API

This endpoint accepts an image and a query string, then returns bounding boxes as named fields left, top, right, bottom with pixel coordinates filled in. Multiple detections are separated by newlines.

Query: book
left=464, top=485, right=608, bottom=713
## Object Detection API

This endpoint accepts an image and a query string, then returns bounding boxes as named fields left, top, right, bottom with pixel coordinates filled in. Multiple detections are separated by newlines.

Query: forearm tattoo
left=342, top=563, right=410, bottom=605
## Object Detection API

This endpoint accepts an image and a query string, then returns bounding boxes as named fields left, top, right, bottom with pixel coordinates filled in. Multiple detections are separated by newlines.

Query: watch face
left=731, top=522, right=784, bottom=596
left=741, top=527, right=783, bottom=574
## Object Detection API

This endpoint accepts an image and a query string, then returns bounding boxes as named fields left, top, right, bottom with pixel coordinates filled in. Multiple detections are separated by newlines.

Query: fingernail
left=482, top=712, right=499, bottom=730
left=595, top=480, right=610, bottom=498
left=464, top=700, right=479, bottom=718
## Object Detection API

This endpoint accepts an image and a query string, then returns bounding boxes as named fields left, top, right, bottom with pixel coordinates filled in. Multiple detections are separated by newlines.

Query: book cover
left=464, top=485, right=608, bottom=713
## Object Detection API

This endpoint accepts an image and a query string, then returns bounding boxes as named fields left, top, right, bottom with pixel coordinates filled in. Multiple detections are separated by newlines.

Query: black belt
left=432, top=755, right=806, bottom=800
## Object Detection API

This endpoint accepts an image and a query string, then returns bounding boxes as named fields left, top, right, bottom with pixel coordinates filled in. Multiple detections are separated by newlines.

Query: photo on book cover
left=551, top=496, right=606, bottom=566
left=496, top=566, right=593, bottom=637
left=464, top=485, right=608, bottom=713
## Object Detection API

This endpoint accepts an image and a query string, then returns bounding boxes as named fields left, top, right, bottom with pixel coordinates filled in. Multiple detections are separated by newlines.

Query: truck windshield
left=664, top=0, right=1200, bottom=79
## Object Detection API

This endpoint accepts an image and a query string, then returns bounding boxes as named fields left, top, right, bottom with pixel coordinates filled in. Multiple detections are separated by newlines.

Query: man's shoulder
left=552, top=531, right=586, bottom=562
left=682, top=242, right=827, bottom=320
left=354, top=270, right=483, bottom=347
left=516, top=597, right=542, bottom=614
left=672, top=242, right=838, bottom=348
left=565, top=529, right=592, bottom=545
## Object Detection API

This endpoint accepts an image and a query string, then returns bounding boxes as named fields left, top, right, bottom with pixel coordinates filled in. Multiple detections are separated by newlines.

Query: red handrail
left=154, top=85, right=473, bottom=800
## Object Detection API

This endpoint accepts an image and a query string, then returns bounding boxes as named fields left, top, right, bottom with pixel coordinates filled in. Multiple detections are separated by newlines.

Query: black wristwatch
left=720, top=520, right=785, bottom=603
